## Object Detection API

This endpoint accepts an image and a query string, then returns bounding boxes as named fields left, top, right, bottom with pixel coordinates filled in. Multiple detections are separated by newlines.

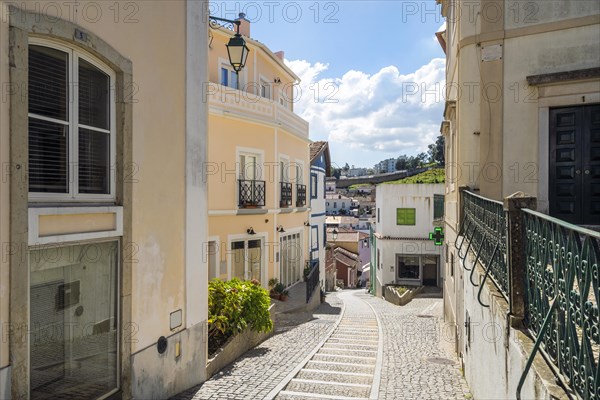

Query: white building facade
left=309, top=142, right=331, bottom=290
left=325, top=194, right=354, bottom=215
left=373, top=184, right=445, bottom=297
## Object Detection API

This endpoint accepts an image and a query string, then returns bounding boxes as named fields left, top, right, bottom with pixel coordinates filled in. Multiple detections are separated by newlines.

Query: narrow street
left=174, top=291, right=470, bottom=400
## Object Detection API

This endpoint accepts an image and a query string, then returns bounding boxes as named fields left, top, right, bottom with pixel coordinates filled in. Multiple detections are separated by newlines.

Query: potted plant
left=268, top=279, right=286, bottom=300
left=280, top=290, right=289, bottom=302
left=303, top=265, right=311, bottom=280
left=268, top=278, right=278, bottom=290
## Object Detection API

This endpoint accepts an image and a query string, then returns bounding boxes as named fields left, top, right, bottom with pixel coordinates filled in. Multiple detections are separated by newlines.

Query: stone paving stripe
left=363, top=295, right=384, bottom=400
left=328, top=337, right=378, bottom=343
left=264, top=301, right=347, bottom=400
left=316, top=353, right=376, bottom=360
left=290, top=378, right=371, bottom=388
left=300, top=369, right=373, bottom=377
left=320, top=347, right=377, bottom=354
left=307, top=360, right=373, bottom=367
left=278, top=390, right=368, bottom=400
left=331, top=332, right=377, bottom=337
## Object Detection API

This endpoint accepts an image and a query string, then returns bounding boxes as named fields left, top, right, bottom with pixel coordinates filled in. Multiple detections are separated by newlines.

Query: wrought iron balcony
left=305, top=259, right=319, bottom=303
left=296, top=184, right=307, bottom=207
left=456, top=189, right=600, bottom=399
left=455, top=190, right=508, bottom=298
left=238, top=179, right=265, bottom=208
left=280, top=182, right=292, bottom=208
left=521, top=209, right=599, bottom=400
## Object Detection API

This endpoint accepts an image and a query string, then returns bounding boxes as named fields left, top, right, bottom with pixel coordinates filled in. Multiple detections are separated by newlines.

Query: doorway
left=549, top=104, right=600, bottom=225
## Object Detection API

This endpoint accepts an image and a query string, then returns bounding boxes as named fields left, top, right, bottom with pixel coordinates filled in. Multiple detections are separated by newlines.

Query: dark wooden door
left=549, top=104, right=600, bottom=225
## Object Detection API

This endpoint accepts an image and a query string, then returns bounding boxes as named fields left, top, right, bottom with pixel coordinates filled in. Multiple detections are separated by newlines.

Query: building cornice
left=457, top=14, right=600, bottom=52
left=526, top=67, right=600, bottom=86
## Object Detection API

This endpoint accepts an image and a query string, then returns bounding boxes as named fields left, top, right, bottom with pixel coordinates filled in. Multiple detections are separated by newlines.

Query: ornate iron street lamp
left=209, top=15, right=250, bottom=79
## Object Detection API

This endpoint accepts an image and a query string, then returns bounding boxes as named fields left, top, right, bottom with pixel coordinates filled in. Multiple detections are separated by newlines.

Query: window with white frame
left=295, top=162, right=303, bottom=184
left=310, top=173, right=318, bottom=199
left=231, top=239, right=262, bottom=281
left=220, top=65, right=238, bottom=89
left=280, top=232, right=302, bottom=287
left=279, top=86, right=292, bottom=110
left=239, top=152, right=261, bottom=180
left=279, top=157, right=290, bottom=183
left=28, top=42, right=115, bottom=200
left=260, top=78, right=271, bottom=99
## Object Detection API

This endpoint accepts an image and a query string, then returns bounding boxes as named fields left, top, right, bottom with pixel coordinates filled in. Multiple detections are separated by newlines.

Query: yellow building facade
left=206, top=15, right=311, bottom=289
left=0, top=1, right=210, bottom=398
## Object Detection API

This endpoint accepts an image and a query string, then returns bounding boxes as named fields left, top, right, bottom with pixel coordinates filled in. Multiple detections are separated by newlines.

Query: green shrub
left=384, top=168, right=445, bottom=184
left=208, top=279, right=273, bottom=354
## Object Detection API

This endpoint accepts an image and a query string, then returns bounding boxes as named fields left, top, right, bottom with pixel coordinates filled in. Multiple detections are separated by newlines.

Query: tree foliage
left=385, top=168, right=445, bottom=184
left=332, top=167, right=342, bottom=179
left=428, top=135, right=445, bottom=165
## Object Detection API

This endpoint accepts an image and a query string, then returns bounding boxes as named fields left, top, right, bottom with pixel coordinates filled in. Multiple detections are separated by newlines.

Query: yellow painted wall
left=0, top=0, right=189, bottom=355
left=209, top=28, right=296, bottom=101
left=73, top=0, right=188, bottom=355
left=39, top=213, right=117, bottom=236
left=208, top=115, right=276, bottom=209
left=207, top=25, right=309, bottom=288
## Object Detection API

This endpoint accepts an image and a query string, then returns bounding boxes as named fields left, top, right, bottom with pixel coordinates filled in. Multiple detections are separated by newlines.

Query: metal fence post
left=503, top=192, right=537, bottom=328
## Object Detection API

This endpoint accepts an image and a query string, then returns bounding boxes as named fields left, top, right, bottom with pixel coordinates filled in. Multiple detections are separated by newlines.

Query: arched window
left=28, top=39, right=116, bottom=201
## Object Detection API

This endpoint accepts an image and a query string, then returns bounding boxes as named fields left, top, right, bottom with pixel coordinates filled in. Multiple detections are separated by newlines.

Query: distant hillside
left=384, top=168, right=445, bottom=184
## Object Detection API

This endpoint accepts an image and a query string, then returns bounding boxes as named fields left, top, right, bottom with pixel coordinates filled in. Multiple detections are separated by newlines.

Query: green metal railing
left=456, top=190, right=508, bottom=301
left=521, top=209, right=600, bottom=400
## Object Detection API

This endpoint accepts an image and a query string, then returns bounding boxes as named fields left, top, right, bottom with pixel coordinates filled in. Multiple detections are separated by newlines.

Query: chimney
left=274, top=51, right=285, bottom=60
left=236, top=12, right=250, bottom=37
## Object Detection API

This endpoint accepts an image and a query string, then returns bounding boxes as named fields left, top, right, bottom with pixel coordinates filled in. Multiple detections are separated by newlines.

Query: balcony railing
left=305, top=259, right=319, bottom=303
left=207, top=83, right=309, bottom=138
left=456, top=190, right=508, bottom=299
left=522, top=209, right=600, bottom=400
left=280, top=182, right=292, bottom=208
left=296, top=184, right=307, bottom=207
left=457, top=189, right=600, bottom=399
left=238, top=179, right=265, bottom=208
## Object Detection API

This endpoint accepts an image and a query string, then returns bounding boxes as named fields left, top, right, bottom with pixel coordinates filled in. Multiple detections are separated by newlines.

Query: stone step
left=317, top=348, right=377, bottom=357
left=321, top=344, right=378, bottom=352
left=312, top=354, right=376, bottom=365
left=330, top=334, right=373, bottom=340
left=305, top=360, right=375, bottom=374
left=336, top=325, right=379, bottom=335
left=284, top=379, right=371, bottom=398
left=327, top=337, right=379, bottom=344
left=316, top=351, right=377, bottom=360
left=277, top=391, right=368, bottom=400
left=297, top=369, right=373, bottom=385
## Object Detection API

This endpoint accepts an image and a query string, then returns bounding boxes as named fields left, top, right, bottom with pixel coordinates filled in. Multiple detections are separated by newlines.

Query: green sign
left=429, top=227, right=445, bottom=246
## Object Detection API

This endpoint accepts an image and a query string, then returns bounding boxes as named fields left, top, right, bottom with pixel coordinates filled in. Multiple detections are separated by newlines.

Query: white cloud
left=286, top=58, right=446, bottom=166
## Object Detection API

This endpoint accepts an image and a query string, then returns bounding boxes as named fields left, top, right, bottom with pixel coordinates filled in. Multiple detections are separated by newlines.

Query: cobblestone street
left=173, top=290, right=470, bottom=400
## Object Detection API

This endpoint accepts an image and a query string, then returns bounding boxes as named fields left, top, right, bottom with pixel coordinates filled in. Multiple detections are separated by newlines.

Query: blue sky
left=210, top=1, right=447, bottom=168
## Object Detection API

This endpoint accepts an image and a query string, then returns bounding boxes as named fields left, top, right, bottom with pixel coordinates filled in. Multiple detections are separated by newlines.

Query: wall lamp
left=303, top=221, right=310, bottom=227
left=247, top=227, right=256, bottom=235
left=277, top=225, right=285, bottom=233
left=209, top=14, right=250, bottom=74
left=332, top=228, right=338, bottom=241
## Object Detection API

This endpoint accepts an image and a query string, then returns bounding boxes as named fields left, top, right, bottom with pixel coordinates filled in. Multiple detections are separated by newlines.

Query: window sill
left=237, top=208, right=268, bottom=215
left=28, top=205, right=123, bottom=245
